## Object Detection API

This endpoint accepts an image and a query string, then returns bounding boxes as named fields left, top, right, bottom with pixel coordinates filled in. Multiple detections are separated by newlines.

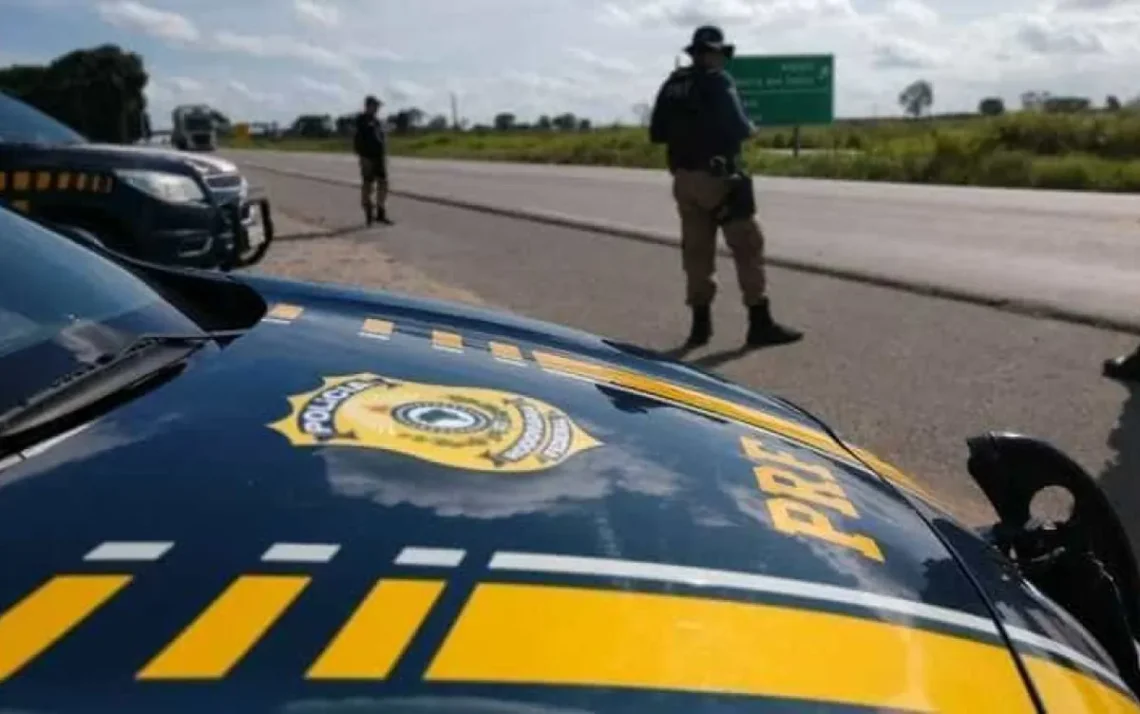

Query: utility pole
left=450, top=92, right=459, bottom=131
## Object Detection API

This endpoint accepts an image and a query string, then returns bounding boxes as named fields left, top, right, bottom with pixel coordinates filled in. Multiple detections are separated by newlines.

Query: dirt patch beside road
left=247, top=210, right=488, bottom=308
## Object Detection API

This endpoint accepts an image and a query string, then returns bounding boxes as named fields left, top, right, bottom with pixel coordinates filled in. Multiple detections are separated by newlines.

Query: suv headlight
left=115, top=169, right=206, bottom=204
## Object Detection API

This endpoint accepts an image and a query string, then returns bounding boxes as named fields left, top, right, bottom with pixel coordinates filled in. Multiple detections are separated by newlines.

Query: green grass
left=222, top=111, right=1140, bottom=192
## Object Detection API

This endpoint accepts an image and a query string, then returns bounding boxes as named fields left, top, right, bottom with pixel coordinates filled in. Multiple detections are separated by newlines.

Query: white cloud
left=600, top=0, right=855, bottom=29
left=1016, top=16, right=1107, bottom=54
left=885, top=0, right=939, bottom=27
left=566, top=47, right=638, bottom=74
left=95, top=0, right=198, bottom=42
left=169, top=76, right=203, bottom=93
left=212, top=31, right=364, bottom=79
left=294, top=0, right=339, bottom=28
left=226, top=79, right=283, bottom=105
left=872, top=38, right=946, bottom=69
left=299, top=76, right=350, bottom=99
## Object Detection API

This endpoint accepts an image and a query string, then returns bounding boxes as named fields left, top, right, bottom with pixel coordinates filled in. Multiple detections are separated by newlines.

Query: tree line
left=279, top=107, right=595, bottom=139
left=897, top=78, right=1140, bottom=119
left=0, top=45, right=150, bottom=143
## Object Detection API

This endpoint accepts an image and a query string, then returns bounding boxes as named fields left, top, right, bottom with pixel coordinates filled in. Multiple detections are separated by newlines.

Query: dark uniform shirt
left=649, top=65, right=753, bottom=172
left=353, top=112, right=387, bottom=163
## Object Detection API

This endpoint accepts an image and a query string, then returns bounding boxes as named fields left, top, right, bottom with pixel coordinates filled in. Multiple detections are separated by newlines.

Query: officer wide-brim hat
left=684, top=25, right=735, bottom=57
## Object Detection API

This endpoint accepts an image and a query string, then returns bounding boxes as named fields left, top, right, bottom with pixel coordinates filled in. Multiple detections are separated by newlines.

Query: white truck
left=171, top=104, right=217, bottom=152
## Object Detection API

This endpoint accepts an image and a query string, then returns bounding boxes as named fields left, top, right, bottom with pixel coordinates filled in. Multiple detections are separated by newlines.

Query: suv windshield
left=0, top=206, right=204, bottom=414
left=0, top=91, right=86, bottom=145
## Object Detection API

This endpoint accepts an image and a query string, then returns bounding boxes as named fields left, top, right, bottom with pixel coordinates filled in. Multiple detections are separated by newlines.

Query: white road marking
left=395, top=547, right=466, bottom=567
left=359, top=332, right=390, bottom=340
left=261, top=318, right=292, bottom=325
left=84, top=541, right=174, bottom=562
left=487, top=550, right=1129, bottom=692
left=261, top=543, right=341, bottom=563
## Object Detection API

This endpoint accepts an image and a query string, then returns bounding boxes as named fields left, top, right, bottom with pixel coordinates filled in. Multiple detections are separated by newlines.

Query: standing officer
left=353, top=95, right=393, bottom=226
left=1105, top=345, right=1140, bottom=382
left=650, top=25, right=801, bottom=349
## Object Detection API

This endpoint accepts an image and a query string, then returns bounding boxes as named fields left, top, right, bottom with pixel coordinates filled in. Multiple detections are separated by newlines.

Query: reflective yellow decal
left=360, top=318, right=394, bottom=339
left=13, top=171, right=29, bottom=191
left=532, top=351, right=939, bottom=503
left=432, top=330, right=464, bottom=352
left=0, top=575, right=131, bottom=681
left=35, top=171, right=51, bottom=191
left=57, top=172, right=71, bottom=190
left=489, top=342, right=525, bottom=364
left=138, top=575, right=309, bottom=680
left=270, top=374, right=601, bottom=472
left=307, top=578, right=444, bottom=679
left=0, top=172, right=7, bottom=191
left=743, top=436, right=884, bottom=562
left=75, top=174, right=87, bottom=191
left=265, top=303, right=304, bottom=322
left=426, top=582, right=1038, bottom=713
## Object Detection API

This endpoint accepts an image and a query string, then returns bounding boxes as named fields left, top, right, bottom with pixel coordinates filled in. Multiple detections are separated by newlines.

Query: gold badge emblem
left=270, top=374, right=601, bottom=472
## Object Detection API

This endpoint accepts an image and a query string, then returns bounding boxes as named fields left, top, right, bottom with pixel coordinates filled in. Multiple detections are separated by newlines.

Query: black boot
left=747, top=299, right=803, bottom=347
left=375, top=206, right=394, bottom=225
left=685, top=306, right=712, bottom=348
left=1104, top=347, right=1140, bottom=383
left=364, top=206, right=374, bottom=226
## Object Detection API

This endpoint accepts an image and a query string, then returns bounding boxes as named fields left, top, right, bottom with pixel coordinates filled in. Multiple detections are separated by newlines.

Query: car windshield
left=0, top=206, right=205, bottom=414
left=0, top=91, right=86, bottom=145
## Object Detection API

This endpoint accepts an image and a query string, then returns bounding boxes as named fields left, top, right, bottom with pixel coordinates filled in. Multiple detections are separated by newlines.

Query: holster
left=715, top=172, right=756, bottom=226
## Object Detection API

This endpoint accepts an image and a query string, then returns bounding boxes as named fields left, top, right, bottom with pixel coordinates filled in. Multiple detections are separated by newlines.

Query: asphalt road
left=242, top=165, right=1138, bottom=537
left=225, top=149, right=1140, bottom=332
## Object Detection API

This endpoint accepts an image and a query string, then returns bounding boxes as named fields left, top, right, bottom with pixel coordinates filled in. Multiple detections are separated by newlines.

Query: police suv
left=0, top=90, right=272, bottom=270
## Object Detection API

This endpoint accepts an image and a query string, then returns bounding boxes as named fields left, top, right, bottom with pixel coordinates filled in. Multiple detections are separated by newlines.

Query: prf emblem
left=270, top=374, right=601, bottom=472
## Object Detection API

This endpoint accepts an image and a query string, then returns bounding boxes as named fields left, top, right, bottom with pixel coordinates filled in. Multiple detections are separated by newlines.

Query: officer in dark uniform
left=1105, top=344, right=1140, bottom=382
left=650, top=25, right=801, bottom=349
left=353, top=95, right=393, bottom=226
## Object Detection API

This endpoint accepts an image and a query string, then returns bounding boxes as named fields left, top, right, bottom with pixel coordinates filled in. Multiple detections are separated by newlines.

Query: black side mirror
left=968, top=431, right=1140, bottom=693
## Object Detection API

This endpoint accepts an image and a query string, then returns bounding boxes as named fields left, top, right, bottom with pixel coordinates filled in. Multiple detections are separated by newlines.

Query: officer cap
left=684, top=25, right=735, bottom=58
left=364, top=95, right=382, bottom=107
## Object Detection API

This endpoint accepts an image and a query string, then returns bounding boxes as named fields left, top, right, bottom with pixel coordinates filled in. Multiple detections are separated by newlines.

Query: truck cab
left=0, top=91, right=272, bottom=270
left=171, top=104, right=219, bottom=152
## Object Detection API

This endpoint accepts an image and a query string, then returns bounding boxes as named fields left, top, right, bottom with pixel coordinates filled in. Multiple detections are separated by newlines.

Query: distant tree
left=390, top=110, right=412, bottom=134
left=552, top=112, right=577, bottom=130
left=335, top=113, right=356, bottom=136
left=1020, top=90, right=1050, bottom=111
left=1106, top=95, right=1122, bottom=111
left=578, top=118, right=592, bottom=131
left=978, top=97, right=1005, bottom=116
left=536, top=114, right=552, bottom=130
left=404, top=107, right=425, bottom=128
left=426, top=114, right=448, bottom=131
left=0, top=44, right=150, bottom=143
left=1043, top=96, right=1091, bottom=113
left=632, top=102, right=652, bottom=127
left=898, top=79, right=933, bottom=118
left=493, top=112, right=516, bottom=131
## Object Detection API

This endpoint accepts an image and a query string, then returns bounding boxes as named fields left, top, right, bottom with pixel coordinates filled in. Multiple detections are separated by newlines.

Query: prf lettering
left=741, top=436, right=885, bottom=563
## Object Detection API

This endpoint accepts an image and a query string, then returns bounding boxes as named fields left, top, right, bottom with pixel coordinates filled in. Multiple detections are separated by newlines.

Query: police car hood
left=49, top=142, right=239, bottom=175
left=0, top=274, right=1132, bottom=713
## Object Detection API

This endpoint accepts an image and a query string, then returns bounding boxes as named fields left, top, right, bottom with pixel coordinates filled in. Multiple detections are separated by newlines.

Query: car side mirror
left=968, top=431, right=1140, bottom=693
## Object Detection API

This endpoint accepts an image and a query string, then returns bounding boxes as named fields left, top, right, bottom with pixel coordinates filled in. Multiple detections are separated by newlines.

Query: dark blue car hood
left=0, top=272, right=1133, bottom=713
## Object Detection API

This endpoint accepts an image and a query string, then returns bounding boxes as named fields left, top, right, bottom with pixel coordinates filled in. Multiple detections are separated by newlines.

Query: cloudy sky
left=1, top=0, right=1138, bottom=127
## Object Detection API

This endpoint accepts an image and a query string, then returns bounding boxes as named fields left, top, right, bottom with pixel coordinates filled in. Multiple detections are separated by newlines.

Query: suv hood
left=0, top=273, right=1132, bottom=713
left=35, top=142, right=238, bottom=176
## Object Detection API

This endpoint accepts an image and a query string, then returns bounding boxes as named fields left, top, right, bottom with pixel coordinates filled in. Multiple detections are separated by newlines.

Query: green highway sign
left=726, top=54, right=834, bottom=126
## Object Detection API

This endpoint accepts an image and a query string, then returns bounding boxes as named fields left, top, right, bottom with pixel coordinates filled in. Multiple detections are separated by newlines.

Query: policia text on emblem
left=270, top=374, right=600, bottom=473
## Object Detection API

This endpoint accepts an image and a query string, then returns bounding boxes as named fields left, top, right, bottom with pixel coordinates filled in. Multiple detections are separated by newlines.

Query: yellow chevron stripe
left=307, top=579, right=444, bottom=679
left=427, top=582, right=1140, bottom=713
left=35, top=171, right=51, bottom=191
left=13, top=171, right=30, bottom=191
left=137, top=575, right=309, bottom=680
left=432, top=330, right=463, bottom=352
left=0, top=575, right=132, bottom=681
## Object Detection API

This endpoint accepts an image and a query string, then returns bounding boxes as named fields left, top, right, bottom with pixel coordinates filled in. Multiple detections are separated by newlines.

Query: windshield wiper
left=0, top=329, right=244, bottom=445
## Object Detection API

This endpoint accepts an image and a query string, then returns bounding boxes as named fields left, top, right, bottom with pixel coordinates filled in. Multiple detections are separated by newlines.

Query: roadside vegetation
left=225, top=109, right=1140, bottom=192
